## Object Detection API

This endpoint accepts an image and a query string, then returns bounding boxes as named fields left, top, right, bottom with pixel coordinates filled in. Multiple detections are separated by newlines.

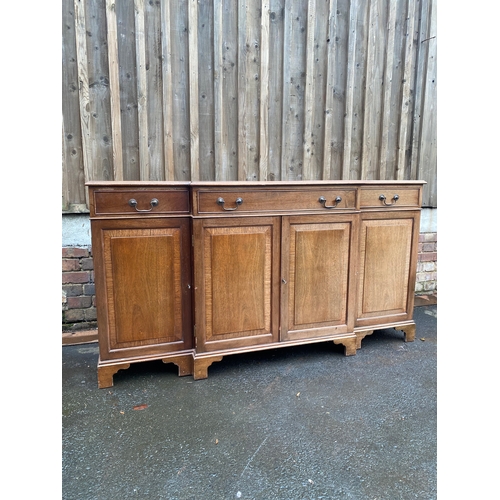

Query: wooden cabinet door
left=281, top=215, right=357, bottom=341
left=193, top=217, right=280, bottom=352
left=92, top=218, right=193, bottom=360
left=356, top=211, right=420, bottom=327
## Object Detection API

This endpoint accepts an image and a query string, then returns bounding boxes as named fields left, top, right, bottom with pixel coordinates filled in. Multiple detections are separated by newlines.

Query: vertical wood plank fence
left=62, top=0, right=437, bottom=210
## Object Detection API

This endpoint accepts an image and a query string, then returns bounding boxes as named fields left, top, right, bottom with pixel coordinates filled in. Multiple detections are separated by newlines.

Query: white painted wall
left=420, top=208, right=437, bottom=233
left=62, top=214, right=91, bottom=247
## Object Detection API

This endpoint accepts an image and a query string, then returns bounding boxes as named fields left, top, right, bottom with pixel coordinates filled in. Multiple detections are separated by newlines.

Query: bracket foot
left=355, top=330, right=374, bottom=349
left=333, top=337, right=357, bottom=356
left=162, top=355, right=193, bottom=376
left=97, top=363, right=130, bottom=389
left=193, top=356, right=224, bottom=380
left=395, top=323, right=416, bottom=342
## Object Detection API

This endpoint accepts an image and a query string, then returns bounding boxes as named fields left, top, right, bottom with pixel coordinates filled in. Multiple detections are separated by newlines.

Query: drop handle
left=217, top=197, right=243, bottom=211
left=379, top=194, right=399, bottom=206
left=319, top=196, right=342, bottom=209
left=128, top=198, right=159, bottom=212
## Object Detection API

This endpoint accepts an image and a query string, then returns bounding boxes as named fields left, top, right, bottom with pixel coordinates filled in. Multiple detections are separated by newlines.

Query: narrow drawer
left=195, top=188, right=357, bottom=215
left=360, top=187, right=421, bottom=208
left=92, top=189, right=190, bottom=216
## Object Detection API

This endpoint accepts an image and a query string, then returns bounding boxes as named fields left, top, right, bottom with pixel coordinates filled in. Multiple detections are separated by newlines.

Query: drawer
left=360, top=187, right=421, bottom=208
left=195, top=188, right=357, bottom=215
left=92, top=188, right=190, bottom=216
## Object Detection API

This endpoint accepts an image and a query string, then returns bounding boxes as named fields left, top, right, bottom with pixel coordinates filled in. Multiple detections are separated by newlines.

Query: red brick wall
left=416, top=232, right=437, bottom=294
left=62, top=246, right=97, bottom=330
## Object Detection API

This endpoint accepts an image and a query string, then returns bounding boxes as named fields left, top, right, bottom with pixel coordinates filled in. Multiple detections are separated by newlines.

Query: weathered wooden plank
left=188, top=0, right=200, bottom=181
left=145, top=0, right=165, bottom=180
left=134, top=0, right=150, bottom=180
left=105, top=0, right=123, bottom=181
left=63, top=0, right=86, bottom=208
left=409, top=0, right=425, bottom=180
left=379, top=0, right=397, bottom=180
left=237, top=0, right=248, bottom=180
left=361, top=0, right=386, bottom=180
left=281, top=0, right=308, bottom=180
left=214, top=0, right=224, bottom=180
left=85, top=0, right=113, bottom=181
left=306, top=0, right=327, bottom=180
left=171, top=1, right=193, bottom=181
left=382, top=0, right=407, bottom=180
left=418, top=0, right=436, bottom=206
left=161, top=0, right=175, bottom=180
left=397, top=0, right=417, bottom=180
left=197, top=0, right=215, bottom=181
left=323, top=0, right=349, bottom=180
left=62, top=121, right=70, bottom=211
left=322, top=0, right=335, bottom=180
left=307, top=0, right=329, bottom=180
left=116, top=0, right=140, bottom=180
left=302, top=0, right=317, bottom=180
left=74, top=0, right=92, bottom=203
left=404, top=0, right=421, bottom=179
left=343, top=0, right=369, bottom=180
left=258, top=0, right=270, bottom=181
left=341, top=0, right=356, bottom=180
left=214, top=0, right=239, bottom=181
left=267, top=0, right=285, bottom=181
left=238, top=0, right=261, bottom=181
left=410, top=0, right=432, bottom=187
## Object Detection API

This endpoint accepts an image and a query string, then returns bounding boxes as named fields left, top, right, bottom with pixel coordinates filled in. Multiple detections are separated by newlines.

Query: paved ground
left=62, top=304, right=437, bottom=500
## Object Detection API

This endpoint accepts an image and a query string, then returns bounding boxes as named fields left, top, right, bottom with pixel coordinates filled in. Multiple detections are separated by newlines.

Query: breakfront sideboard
left=87, top=181, right=424, bottom=388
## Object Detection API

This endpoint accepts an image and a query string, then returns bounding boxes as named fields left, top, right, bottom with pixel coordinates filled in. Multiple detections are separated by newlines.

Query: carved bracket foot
left=98, top=363, right=131, bottom=389
left=193, top=356, right=224, bottom=380
left=355, top=330, right=374, bottom=349
left=162, top=355, right=193, bottom=377
left=395, top=323, right=416, bottom=342
left=333, top=337, right=357, bottom=356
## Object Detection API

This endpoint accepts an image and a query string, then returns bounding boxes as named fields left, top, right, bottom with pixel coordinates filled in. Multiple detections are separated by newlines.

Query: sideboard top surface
left=86, top=180, right=426, bottom=188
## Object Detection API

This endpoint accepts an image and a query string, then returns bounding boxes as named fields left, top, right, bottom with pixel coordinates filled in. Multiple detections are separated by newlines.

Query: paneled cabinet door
left=92, top=218, right=193, bottom=360
left=193, top=217, right=281, bottom=352
left=356, top=211, right=420, bottom=327
left=281, top=215, right=357, bottom=341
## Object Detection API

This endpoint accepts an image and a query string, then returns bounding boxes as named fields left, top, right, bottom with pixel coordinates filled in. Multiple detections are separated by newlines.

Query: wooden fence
left=62, top=0, right=437, bottom=211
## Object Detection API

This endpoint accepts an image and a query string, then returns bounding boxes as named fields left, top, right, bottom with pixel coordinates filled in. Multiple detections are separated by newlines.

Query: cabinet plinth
left=88, top=181, right=424, bottom=385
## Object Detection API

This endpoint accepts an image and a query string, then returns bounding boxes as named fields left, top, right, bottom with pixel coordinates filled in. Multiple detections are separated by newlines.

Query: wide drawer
left=360, top=187, right=421, bottom=208
left=91, top=188, right=190, bottom=216
left=194, top=188, right=357, bottom=215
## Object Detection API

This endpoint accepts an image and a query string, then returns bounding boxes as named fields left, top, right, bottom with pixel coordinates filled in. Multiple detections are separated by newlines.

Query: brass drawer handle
left=217, top=197, right=243, bottom=211
left=379, top=194, right=399, bottom=206
left=128, top=198, right=159, bottom=212
left=319, top=196, right=342, bottom=209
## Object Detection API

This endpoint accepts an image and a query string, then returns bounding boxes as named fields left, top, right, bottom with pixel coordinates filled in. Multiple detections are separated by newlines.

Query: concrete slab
left=414, top=293, right=437, bottom=307
left=62, top=305, right=437, bottom=499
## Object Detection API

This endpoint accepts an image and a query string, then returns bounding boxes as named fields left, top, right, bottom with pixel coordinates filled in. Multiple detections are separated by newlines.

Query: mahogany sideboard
left=87, top=180, right=425, bottom=388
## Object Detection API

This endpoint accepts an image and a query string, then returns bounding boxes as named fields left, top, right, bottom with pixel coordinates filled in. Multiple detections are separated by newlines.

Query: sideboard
left=87, top=180, right=425, bottom=388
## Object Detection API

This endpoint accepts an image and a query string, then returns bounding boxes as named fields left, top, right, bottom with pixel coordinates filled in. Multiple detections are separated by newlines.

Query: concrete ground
left=62, top=304, right=437, bottom=500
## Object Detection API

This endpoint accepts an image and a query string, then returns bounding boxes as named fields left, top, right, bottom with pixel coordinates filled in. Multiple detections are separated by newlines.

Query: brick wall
left=416, top=232, right=437, bottom=295
left=62, top=246, right=97, bottom=331
left=61, top=233, right=437, bottom=331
